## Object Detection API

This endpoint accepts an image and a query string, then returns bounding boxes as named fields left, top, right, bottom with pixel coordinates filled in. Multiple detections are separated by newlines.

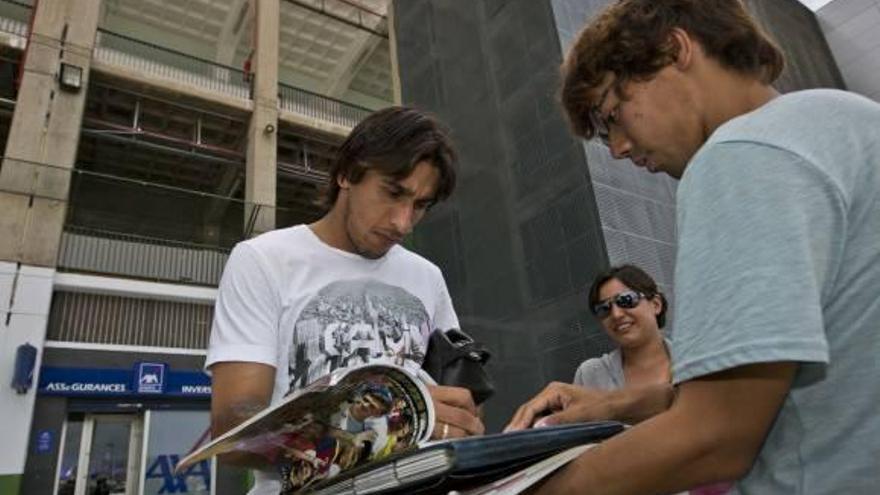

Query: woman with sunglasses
left=576, top=265, right=732, bottom=495
left=575, top=264, right=670, bottom=391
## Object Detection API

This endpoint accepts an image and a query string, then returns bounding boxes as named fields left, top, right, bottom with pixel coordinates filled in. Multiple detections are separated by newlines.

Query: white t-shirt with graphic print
left=205, top=224, right=459, bottom=495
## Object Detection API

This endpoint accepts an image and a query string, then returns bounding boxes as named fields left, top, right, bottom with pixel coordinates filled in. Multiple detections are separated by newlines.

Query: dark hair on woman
left=560, top=0, right=785, bottom=139
left=321, top=106, right=457, bottom=209
left=588, top=264, right=668, bottom=328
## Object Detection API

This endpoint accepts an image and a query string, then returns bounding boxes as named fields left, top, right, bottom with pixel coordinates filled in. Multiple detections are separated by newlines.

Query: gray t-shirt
left=573, top=339, right=670, bottom=390
left=573, top=348, right=624, bottom=390
left=673, top=89, right=880, bottom=493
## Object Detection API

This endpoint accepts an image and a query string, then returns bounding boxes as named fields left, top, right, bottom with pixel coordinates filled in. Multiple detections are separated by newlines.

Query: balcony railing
left=279, top=82, right=371, bottom=129
left=58, top=226, right=231, bottom=287
left=93, top=28, right=250, bottom=101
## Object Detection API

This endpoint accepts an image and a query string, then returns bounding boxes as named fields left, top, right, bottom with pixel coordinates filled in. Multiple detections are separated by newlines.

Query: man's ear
left=337, top=173, right=351, bottom=190
left=670, top=27, right=695, bottom=71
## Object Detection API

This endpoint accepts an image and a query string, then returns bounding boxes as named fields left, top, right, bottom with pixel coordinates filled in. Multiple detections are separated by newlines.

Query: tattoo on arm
left=230, top=400, right=267, bottom=419
left=215, top=399, right=268, bottom=436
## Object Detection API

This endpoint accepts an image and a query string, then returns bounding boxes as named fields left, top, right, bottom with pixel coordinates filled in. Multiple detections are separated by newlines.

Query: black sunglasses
left=592, top=290, right=644, bottom=319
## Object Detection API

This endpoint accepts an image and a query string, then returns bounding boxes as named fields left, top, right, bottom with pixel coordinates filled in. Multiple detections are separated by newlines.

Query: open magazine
left=176, top=362, right=625, bottom=494
left=176, top=362, right=435, bottom=493
left=305, top=421, right=623, bottom=495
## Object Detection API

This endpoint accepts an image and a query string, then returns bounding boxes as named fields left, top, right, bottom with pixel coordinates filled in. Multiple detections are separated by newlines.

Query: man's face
left=338, top=161, right=439, bottom=259
left=590, top=70, right=705, bottom=179
left=351, top=393, right=390, bottom=420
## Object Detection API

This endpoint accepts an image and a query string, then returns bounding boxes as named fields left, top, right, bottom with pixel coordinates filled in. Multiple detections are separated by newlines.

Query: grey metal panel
left=58, top=230, right=229, bottom=286
left=396, top=0, right=610, bottom=432
left=47, top=292, right=213, bottom=349
left=745, top=0, right=848, bottom=92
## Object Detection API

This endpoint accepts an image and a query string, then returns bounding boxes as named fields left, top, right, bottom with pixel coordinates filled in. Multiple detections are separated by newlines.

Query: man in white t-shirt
left=206, top=107, right=485, bottom=494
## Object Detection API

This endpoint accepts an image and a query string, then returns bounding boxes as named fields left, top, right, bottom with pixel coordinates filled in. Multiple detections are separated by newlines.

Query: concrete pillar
left=0, top=0, right=100, bottom=267
left=388, top=1, right=402, bottom=105
left=0, top=1, right=100, bottom=492
left=245, top=0, right=279, bottom=236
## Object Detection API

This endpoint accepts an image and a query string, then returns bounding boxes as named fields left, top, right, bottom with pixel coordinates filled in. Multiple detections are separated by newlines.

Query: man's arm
left=532, top=362, right=797, bottom=494
left=210, top=361, right=276, bottom=469
left=505, top=381, right=674, bottom=431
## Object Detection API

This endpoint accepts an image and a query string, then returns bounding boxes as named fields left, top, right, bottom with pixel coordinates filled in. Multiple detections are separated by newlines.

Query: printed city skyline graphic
left=288, top=279, right=432, bottom=392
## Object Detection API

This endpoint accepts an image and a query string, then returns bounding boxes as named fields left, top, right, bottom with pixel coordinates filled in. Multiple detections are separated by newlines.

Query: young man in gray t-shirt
left=506, top=1, right=880, bottom=493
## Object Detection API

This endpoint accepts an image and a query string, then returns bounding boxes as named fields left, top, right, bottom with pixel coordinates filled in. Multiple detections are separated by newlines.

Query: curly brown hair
left=560, top=0, right=785, bottom=139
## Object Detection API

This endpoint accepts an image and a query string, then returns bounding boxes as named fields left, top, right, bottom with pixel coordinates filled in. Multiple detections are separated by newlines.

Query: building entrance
left=55, top=414, right=143, bottom=495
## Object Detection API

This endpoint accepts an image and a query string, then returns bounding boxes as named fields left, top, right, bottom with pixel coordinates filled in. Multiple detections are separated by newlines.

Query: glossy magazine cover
left=175, top=363, right=434, bottom=493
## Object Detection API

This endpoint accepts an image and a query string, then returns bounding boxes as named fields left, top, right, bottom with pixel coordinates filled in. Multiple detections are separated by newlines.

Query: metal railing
left=279, top=82, right=371, bottom=128
left=91, top=28, right=373, bottom=129
left=48, top=291, right=213, bottom=349
left=278, top=159, right=330, bottom=185
left=0, top=0, right=31, bottom=41
left=58, top=225, right=231, bottom=287
left=93, top=28, right=250, bottom=100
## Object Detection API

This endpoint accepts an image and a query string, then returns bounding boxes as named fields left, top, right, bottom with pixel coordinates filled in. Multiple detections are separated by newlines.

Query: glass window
left=143, top=410, right=211, bottom=495
left=56, top=415, right=83, bottom=495
left=86, top=417, right=132, bottom=494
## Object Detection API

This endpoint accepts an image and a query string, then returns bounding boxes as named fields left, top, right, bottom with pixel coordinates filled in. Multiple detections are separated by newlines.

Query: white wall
left=0, top=262, right=54, bottom=477
left=817, top=0, right=880, bottom=101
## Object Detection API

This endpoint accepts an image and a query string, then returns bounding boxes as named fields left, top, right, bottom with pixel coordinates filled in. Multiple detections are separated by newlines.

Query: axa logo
left=140, top=373, right=160, bottom=385
left=145, top=454, right=210, bottom=493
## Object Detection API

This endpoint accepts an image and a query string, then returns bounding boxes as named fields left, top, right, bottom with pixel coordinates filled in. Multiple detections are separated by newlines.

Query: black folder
left=305, top=421, right=625, bottom=495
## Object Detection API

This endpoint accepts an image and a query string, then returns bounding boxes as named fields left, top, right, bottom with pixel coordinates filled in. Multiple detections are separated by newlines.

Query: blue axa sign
left=146, top=454, right=210, bottom=493
left=38, top=366, right=211, bottom=398
left=137, top=362, right=167, bottom=394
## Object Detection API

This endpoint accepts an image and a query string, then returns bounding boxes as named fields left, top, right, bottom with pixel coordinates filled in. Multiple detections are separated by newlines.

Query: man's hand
left=505, top=381, right=675, bottom=432
left=505, top=382, right=614, bottom=432
left=525, top=363, right=797, bottom=495
left=428, top=385, right=485, bottom=439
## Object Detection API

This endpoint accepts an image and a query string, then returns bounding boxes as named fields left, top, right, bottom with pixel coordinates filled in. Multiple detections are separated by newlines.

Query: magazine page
left=175, top=363, right=434, bottom=491
left=279, top=365, right=434, bottom=492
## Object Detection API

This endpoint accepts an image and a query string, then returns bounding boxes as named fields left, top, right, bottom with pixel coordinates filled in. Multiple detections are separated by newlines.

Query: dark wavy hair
left=560, top=0, right=785, bottom=139
left=321, top=106, right=457, bottom=209
left=588, top=264, right=668, bottom=328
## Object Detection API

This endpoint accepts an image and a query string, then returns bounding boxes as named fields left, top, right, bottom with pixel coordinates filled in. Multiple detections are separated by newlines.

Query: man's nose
left=608, top=130, right=632, bottom=160
left=389, top=203, right=415, bottom=235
